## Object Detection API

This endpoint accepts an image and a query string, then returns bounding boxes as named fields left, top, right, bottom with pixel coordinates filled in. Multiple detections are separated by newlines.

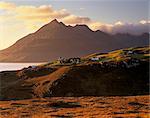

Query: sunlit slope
left=0, top=46, right=149, bottom=100
left=84, top=46, right=150, bottom=62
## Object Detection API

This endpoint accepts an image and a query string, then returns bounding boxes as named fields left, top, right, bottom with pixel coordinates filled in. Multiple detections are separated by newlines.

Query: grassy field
left=0, top=95, right=149, bottom=118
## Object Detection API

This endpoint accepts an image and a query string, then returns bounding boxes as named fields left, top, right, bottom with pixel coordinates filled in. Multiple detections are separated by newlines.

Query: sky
left=0, top=0, right=149, bottom=50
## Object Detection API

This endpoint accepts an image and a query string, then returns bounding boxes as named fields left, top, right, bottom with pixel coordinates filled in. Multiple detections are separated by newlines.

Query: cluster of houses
left=22, top=49, right=142, bottom=71
left=58, top=57, right=81, bottom=64
left=123, top=49, right=144, bottom=55
left=88, top=49, right=143, bottom=68
left=90, top=58, right=141, bottom=69
left=121, top=58, right=140, bottom=68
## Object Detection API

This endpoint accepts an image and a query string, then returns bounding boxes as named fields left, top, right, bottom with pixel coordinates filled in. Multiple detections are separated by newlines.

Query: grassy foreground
left=0, top=95, right=149, bottom=118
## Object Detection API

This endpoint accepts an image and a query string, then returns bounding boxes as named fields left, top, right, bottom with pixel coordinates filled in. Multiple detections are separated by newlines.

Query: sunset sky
left=0, top=0, right=149, bottom=50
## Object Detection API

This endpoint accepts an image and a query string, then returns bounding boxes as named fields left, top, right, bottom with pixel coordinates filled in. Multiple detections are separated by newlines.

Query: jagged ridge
left=0, top=19, right=148, bottom=62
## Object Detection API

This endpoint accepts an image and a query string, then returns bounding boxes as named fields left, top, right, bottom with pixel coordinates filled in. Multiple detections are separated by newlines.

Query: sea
left=0, top=63, right=44, bottom=72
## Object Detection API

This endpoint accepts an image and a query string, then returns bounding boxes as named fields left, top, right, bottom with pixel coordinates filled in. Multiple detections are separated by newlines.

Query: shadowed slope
left=25, top=66, right=71, bottom=97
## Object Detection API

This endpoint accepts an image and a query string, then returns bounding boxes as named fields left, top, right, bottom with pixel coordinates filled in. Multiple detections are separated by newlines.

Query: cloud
left=49, top=9, right=70, bottom=19
left=0, top=1, right=149, bottom=50
left=139, top=20, right=150, bottom=24
left=62, top=15, right=91, bottom=25
left=111, top=21, right=149, bottom=35
left=114, top=21, right=124, bottom=25
left=16, top=5, right=53, bottom=14
left=0, top=1, right=71, bottom=23
left=0, top=1, right=91, bottom=25
left=0, top=1, right=15, bottom=10
left=15, top=6, right=70, bottom=21
left=1, top=1, right=149, bottom=35
left=89, top=20, right=150, bottom=35
left=88, top=22, right=113, bottom=32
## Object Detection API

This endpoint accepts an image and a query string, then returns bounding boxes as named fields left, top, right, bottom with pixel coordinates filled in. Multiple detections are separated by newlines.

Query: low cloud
left=89, top=22, right=113, bottom=32
left=111, top=21, right=149, bottom=35
left=89, top=20, right=150, bottom=35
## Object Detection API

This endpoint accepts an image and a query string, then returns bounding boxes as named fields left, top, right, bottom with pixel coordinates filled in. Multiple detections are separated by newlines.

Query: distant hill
left=0, top=46, right=149, bottom=100
left=0, top=19, right=149, bottom=62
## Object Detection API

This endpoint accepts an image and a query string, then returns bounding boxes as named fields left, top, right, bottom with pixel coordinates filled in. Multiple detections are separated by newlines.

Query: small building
left=90, top=57, right=100, bottom=61
left=58, top=57, right=81, bottom=64
left=70, top=58, right=81, bottom=64
left=28, top=65, right=37, bottom=70
left=58, top=57, right=65, bottom=64
left=127, top=50, right=133, bottom=54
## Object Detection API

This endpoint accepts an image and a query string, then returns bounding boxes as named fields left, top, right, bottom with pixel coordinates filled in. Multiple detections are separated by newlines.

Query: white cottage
left=90, top=57, right=100, bottom=61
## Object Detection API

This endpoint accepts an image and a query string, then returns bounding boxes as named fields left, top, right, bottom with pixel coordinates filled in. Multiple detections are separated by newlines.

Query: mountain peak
left=35, top=19, right=66, bottom=33
left=51, top=19, right=59, bottom=23
left=48, top=19, right=66, bottom=27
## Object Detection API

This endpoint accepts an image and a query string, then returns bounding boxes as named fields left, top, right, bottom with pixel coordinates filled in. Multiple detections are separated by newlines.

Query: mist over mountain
left=0, top=19, right=149, bottom=62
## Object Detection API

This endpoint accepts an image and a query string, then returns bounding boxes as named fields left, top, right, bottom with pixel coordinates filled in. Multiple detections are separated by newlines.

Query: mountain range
left=0, top=19, right=149, bottom=62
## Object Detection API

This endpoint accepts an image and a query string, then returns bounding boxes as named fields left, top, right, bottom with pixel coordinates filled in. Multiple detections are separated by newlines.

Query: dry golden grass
left=0, top=95, right=149, bottom=118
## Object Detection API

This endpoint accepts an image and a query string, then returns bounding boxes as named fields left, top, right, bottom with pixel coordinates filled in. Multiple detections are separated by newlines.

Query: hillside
left=0, top=19, right=149, bottom=62
left=0, top=46, right=149, bottom=100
